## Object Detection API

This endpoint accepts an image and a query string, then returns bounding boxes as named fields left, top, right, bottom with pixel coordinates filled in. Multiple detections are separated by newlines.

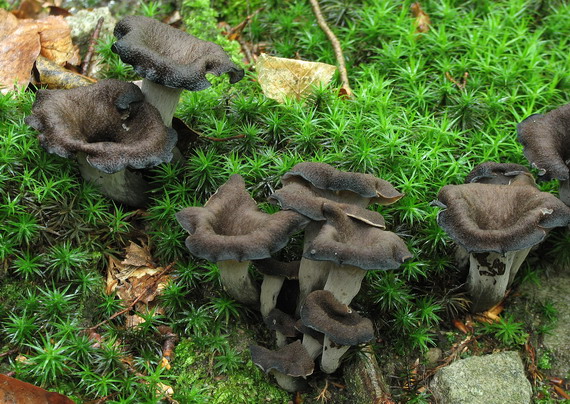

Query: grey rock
left=65, top=8, right=116, bottom=77
left=519, top=265, right=570, bottom=377
left=430, top=351, right=532, bottom=404
left=343, top=345, right=393, bottom=404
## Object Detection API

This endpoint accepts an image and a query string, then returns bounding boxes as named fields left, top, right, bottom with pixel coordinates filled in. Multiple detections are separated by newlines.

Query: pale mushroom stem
left=467, top=251, right=516, bottom=313
left=301, top=334, right=323, bottom=360
left=323, top=264, right=366, bottom=305
left=320, top=335, right=350, bottom=374
left=297, top=222, right=330, bottom=315
left=559, top=179, right=570, bottom=206
left=217, top=260, right=260, bottom=307
left=508, top=247, right=532, bottom=286
left=141, top=79, right=183, bottom=127
left=76, top=153, right=150, bottom=207
left=271, top=371, right=307, bottom=393
left=260, top=274, right=285, bottom=318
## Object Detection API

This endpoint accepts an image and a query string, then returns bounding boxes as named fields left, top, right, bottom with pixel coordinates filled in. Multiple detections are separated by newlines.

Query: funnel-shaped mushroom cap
left=466, top=162, right=535, bottom=186
left=517, top=104, right=570, bottom=181
left=304, top=203, right=411, bottom=270
left=269, top=179, right=386, bottom=226
left=250, top=340, right=314, bottom=377
left=112, top=16, right=244, bottom=91
left=175, top=174, right=309, bottom=262
left=264, top=309, right=299, bottom=337
left=300, top=290, right=374, bottom=346
left=437, top=183, right=570, bottom=254
left=25, top=79, right=177, bottom=174
left=282, top=162, right=403, bottom=205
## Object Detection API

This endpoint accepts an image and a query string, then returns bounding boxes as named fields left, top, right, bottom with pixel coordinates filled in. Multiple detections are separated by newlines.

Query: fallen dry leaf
left=0, top=12, right=79, bottom=93
left=411, top=2, right=431, bottom=34
left=0, top=12, right=41, bottom=93
left=34, top=55, right=95, bottom=88
left=11, top=0, right=45, bottom=20
left=256, top=53, right=337, bottom=103
left=106, top=241, right=171, bottom=328
left=0, top=374, right=74, bottom=404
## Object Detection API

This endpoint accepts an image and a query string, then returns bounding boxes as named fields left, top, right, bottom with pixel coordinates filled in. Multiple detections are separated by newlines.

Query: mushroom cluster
left=435, top=162, right=570, bottom=312
left=26, top=16, right=243, bottom=206
left=176, top=163, right=410, bottom=391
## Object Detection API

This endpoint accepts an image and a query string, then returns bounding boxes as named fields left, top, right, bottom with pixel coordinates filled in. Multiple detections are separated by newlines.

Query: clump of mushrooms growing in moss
left=25, top=79, right=177, bottom=207
left=435, top=162, right=570, bottom=312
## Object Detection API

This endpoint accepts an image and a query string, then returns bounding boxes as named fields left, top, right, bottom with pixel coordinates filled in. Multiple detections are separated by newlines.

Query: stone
left=343, top=345, right=393, bottom=404
left=518, top=265, right=570, bottom=377
left=430, top=351, right=532, bottom=404
left=65, top=7, right=116, bottom=77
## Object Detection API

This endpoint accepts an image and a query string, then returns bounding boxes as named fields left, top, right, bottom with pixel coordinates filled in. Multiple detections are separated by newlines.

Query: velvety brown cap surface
left=176, top=174, right=309, bottom=262
left=269, top=178, right=387, bottom=226
left=112, top=16, right=244, bottom=91
left=465, top=162, right=534, bottom=186
left=437, top=183, right=570, bottom=253
left=300, top=290, right=374, bottom=346
left=25, top=79, right=177, bottom=173
left=517, top=103, right=570, bottom=181
left=281, top=162, right=403, bottom=205
left=250, top=340, right=314, bottom=377
left=264, top=308, right=299, bottom=337
left=304, top=203, right=411, bottom=270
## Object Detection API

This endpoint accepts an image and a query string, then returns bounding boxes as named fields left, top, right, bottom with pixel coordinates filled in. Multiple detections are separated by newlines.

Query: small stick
left=0, top=348, right=18, bottom=358
left=81, top=17, right=105, bottom=75
left=445, top=71, right=469, bottom=90
left=308, top=0, right=353, bottom=97
left=88, top=262, right=175, bottom=331
left=228, top=7, right=264, bottom=38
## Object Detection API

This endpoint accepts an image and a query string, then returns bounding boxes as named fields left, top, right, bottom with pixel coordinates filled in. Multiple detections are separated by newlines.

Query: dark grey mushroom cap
left=25, top=79, right=177, bottom=174
left=295, top=319, right=323, bottom=341
left=269, top=179, right=386, bottom=227
left=250, top=340, right=314, bottom=377
left=465, top=162, right=535, bottom=186
left=264, top=308, right=299, bottom=337
left=517, top=104, right=570, bottom=181
left=254, top=258, right=300, bottom=279
left=281, top=162, right=403, bottom=205
left=304, top=203, right=411, bottom=270
left=112, top=16, right=244, bottom=91
left=300, top=290, right=374, bottom=346
left=436, top=183, right=570, bottom=254
left=175, top=174, right=310, bottom=262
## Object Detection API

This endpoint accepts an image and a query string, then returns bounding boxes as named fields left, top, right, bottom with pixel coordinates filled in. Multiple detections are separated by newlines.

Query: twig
left=0, top=348, right=18, bottom=358
left=88, top=262, right=175, bottom=331
left=81, top=17, right=104, bottom=75
left=445, top=71, right=469, bottom=90
left=228, top=7, right=264, bottom=39
left=308, top=0, right=353, bottom=97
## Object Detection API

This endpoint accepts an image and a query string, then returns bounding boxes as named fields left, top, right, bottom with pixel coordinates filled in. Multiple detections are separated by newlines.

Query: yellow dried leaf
left=256, top=53, right=337, bottom=103
left=34, top=55, right=95, bottom=89
left=37, top=16, right=80, bottom=65
left=122, top=240, right=155, bottom=268
left=0, top=17, right=41, bottom=93
left=411, top=2, right=431, bottom=34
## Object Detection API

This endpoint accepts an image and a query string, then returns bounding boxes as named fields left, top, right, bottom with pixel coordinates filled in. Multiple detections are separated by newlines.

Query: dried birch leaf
left=0, top=9, right=19, bottom=40
left=256, top=53, right=337, bottom=103
left=411, top=2, right=431, bottom=34
left=34, top=55, right=95, bottom=89
left=37, top=16, right=80, bottom=65
left=122, top=240, right=156, bottom=268
left=0, top=17, right=41, bottom=93
left=0, top=374, right=75, bottom=404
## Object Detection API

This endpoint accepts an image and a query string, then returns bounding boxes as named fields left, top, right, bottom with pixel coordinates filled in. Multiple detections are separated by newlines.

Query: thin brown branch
left=229, top=7, right=264, bottom=38
left=0, top=348, right=18, bottom=358
left=88, top=262, right=175, bottom=331
left=308, top=0, right=353, bottom=97
left=81, top=17, right=105, bottom=75
left=445, top=71, right=469, bottom=90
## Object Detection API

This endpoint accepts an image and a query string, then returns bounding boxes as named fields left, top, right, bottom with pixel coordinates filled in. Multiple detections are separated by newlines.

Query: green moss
left=173, top=338, right=291, bottom=403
